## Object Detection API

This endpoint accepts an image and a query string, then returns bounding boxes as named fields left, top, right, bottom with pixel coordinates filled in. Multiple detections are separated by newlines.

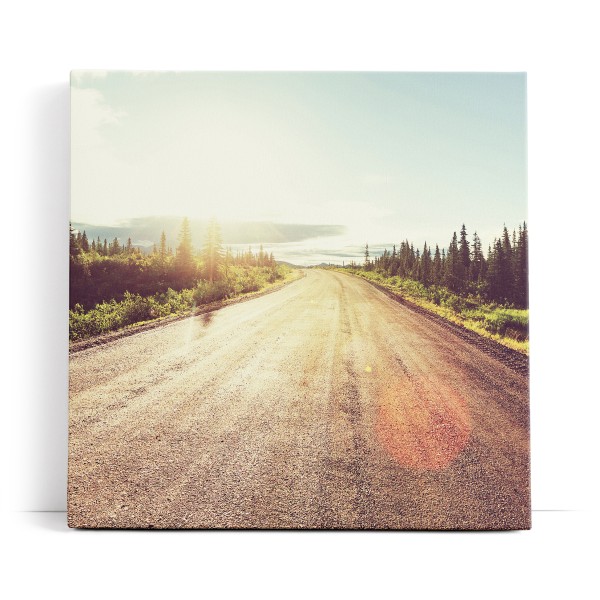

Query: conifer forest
left=69, top=218, right=289, bottom=341
left=338, top=222, right=529, bottom=353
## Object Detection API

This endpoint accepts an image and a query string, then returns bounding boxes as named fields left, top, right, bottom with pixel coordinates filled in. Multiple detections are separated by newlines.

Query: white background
left=2, top=1, right=598, bottom=598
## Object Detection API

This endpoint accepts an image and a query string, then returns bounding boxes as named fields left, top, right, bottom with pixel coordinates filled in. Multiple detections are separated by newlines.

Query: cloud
left=71, top=87, right=126, bottom=148
left=71, top=218, right=347, bottom=246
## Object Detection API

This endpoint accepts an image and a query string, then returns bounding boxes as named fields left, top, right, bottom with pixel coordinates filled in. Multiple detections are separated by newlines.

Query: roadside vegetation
left=333, top=223, right=528, bottom=354
left=69, top=218, right=291, bottom=341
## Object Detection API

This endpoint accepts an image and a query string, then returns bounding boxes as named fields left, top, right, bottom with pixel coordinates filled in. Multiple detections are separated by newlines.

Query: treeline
left=358, top=223, right=528, bottom=307
left=70, top=218, right=279, bottom=310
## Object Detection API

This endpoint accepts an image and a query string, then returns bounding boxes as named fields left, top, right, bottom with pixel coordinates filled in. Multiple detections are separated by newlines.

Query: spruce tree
left=444, top=232, right=460, bottom=292
left=459, top=224, right=470, bottom=288
left=175, top=217, right=196, bottom=285
left=201, top=218, right=223, bottom=283
left=432, top=244, right=442, bottom=285
left=380, top=248, right=389, bottom=274
left=501, top=225, right=514, bottom=303
left=159, top=230, right=167, bottom=259
left=390, top=244, right=398, bottom=276
left=421, top=243, right=432, bottom=286
left=514, top=222, right=528, bottom=307
left=485, top=240, right=499, bottom=302
left=398, top=241, right=408, bottom=277
left=470, top=231, right=485, bottom=285
left=414, top=248, right=421, bottom=281
left=109, top=237, right=120, bottom=256
left=222, top=247, right=233, bottom=278
left=69, top=223, right=80, bottom=257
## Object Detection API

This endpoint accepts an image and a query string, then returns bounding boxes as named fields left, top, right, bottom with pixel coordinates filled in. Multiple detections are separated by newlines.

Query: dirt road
left=69, top=269, right=530, bottom=529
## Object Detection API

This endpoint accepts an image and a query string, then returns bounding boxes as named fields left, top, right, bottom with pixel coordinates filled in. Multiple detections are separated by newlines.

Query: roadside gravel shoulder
left=337, top=271, right=529, bottom=376
left=69, top=269, right=305, bottom=354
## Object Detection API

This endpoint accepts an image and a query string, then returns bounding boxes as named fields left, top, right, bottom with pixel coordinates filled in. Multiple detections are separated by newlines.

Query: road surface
left=69, top=269, right=530, bottom=529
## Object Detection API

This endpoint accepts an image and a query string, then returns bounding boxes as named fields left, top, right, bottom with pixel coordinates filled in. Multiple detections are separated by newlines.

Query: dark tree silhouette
left=358, top=222, right=528, bottom=308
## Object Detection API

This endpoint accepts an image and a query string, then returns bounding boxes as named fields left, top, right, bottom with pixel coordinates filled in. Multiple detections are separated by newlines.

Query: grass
left=338, top=268, right=529, bottom=355
left=69, top=264, right=295, bottom=342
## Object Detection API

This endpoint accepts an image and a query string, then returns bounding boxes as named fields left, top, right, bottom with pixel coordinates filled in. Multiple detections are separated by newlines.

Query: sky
left=71, top=71, right=527, bottom=265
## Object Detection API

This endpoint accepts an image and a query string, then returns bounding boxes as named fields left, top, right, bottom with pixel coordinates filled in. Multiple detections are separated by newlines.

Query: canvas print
left=68, top=71, right=530, bottom=530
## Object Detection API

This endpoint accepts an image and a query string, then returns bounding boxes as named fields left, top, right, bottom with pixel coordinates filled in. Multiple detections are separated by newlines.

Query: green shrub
left=339, top=267, right=529, bottom=351
left=70, top=264, right=290, bottom=341
left=69, top=288, right=195, bottom=341
left=475, top=308, right=528, bottom=337
left=193, top=279, right=238, bottom=304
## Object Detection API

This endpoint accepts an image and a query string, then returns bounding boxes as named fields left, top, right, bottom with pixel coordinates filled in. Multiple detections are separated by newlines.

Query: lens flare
left=375, top=383, right=472, bottom=470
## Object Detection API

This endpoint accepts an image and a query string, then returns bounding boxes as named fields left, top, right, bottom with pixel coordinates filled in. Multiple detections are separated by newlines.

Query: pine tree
left=69, top=223, right=80, bottom=257
left=459, top=224, right=470, bottom=288
left=501, top=225, right=514, bottom=303
left=380, top=248, right=390, bottom=274
left=421, top=243, right=432, bottom=286
left=432, top=244, right=442, bottom=284
left=159, top=230, right=167, bottom=259
left=81, top=230, right=89, bottom=252
left=109, top=237, right=120, bottom=256
left=201, top=218, right=223, bottom=283
left=364, top=243, right=370, bottom=270
left=222, top=247, right=233, bottom=278
left=444, top=232, right=461, bottom=292
left=175, top=217, right=195, bottom=285
left=470, top=231, right=485, bottom=284
left=491, top=238, right=506, bottom=302
left=389, top=244, right=398, bottom=276
left=414, top=248, right=421, bottom=281
left=514, top=222, right=528, bottom=307
left=409, top=243, right=416, bottom=278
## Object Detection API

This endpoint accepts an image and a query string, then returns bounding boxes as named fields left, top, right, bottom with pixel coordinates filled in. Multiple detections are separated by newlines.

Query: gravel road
left=68, top=269, right=530, bottom=530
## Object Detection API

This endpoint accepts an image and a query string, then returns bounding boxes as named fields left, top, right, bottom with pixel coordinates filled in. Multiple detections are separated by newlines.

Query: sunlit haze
left=71, top=71, right=526, bottom=265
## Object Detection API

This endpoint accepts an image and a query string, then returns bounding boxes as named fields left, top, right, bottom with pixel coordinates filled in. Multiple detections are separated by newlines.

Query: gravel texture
left=68, top=269, right=530, bottom=530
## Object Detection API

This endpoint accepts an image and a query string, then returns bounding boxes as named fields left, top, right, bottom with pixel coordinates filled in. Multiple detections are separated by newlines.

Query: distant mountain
left=72, top=217, right=346, bottom=248
left=276, top=261, right=303, bottom=268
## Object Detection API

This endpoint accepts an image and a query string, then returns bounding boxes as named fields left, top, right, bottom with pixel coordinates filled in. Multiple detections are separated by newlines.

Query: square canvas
left=68, top=71, right=530, bottom=530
